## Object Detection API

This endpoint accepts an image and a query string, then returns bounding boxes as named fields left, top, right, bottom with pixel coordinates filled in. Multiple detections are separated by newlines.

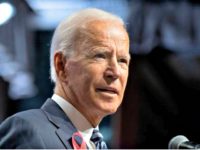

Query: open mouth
left=96, top=87, right=118, bottom=95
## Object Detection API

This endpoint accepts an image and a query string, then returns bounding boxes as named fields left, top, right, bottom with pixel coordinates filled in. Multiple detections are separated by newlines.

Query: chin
left=95, top=98, right=121, bottom=116
left=101, top=105, right=119, bottom=116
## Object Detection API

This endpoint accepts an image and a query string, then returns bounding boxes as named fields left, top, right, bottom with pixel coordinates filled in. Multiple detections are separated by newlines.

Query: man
left=0, top=8, right=130, bottom=149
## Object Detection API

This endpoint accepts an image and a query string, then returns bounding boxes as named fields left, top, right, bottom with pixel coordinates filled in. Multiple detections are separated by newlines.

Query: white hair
left=50, top=8, right=125, bottom=82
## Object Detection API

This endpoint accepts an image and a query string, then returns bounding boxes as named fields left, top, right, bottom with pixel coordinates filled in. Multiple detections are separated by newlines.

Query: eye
left=118, top=58, right=128, bottom=65
left=94, top=53, right=106, bottom=59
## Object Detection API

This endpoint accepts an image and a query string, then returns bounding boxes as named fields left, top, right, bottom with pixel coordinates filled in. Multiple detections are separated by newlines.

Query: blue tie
left=90, top=129, right=108, bottom=149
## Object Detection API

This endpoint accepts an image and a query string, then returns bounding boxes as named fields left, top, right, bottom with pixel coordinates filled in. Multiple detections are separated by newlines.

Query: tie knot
left=90, top=129, right=104, bottom=142
left=90, top=129, right=107, bottom=149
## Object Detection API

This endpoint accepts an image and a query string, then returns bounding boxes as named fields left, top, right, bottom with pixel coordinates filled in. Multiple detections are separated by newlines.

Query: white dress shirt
left=52, top=94, right=96, bottom=149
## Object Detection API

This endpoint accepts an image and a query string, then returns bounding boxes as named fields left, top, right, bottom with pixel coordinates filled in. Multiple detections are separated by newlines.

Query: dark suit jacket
left=0, top=98, right=77, bottom=149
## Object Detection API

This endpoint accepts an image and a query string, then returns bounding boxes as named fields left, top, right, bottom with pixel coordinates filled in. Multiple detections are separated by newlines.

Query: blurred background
left=0, top=0, right=200, bottom=148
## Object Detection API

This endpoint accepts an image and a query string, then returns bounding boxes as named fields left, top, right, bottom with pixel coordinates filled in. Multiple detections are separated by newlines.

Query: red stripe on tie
left=72, top=132, right=87, bottom=149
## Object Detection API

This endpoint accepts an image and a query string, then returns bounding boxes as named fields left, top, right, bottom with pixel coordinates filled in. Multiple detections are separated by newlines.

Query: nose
left=104, top=58, right=121, bottom=81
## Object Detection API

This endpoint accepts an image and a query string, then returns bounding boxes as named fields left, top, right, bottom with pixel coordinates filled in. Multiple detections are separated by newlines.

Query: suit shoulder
left=0, top=109, right=47, bottom=128
left=14, top=109, right=46, bottom=121
left=0, top=109, right=47, bottom=148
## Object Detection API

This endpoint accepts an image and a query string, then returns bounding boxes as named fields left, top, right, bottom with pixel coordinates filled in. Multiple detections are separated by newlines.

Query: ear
left=54, top=51, right=67, bottom=82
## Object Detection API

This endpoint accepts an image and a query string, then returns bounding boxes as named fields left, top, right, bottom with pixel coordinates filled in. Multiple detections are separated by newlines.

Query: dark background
left=0, top=0, right=200, bottom=148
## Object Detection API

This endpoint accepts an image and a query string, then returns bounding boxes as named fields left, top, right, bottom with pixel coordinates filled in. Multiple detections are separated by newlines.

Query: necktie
left=90, top=129, right=108, bottom=150
left=72, top=132, right=87, bottom=149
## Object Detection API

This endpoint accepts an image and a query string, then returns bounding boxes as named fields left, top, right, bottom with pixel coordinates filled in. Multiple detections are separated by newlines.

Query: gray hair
left=50, top=8, right=125, bottom=82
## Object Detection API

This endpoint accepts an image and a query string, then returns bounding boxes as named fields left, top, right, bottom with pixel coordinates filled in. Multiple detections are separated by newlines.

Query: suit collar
left=41, top=98, right=77, bottom=149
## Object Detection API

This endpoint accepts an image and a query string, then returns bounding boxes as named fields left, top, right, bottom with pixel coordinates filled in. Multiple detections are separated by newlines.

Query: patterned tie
left=90, top=129, right=108, bottom=150
left=72, top=132, right=87, bottom=149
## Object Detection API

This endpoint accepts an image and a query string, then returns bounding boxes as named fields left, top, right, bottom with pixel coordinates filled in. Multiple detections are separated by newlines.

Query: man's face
left=65, top=20, right=130, bottom=118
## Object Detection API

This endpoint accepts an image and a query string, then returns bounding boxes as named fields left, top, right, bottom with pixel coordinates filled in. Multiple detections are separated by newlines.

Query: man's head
left=51, top=8, right=130, bottom=126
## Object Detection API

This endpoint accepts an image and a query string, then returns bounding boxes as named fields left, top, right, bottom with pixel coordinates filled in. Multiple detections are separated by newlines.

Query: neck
left=54, top=81, right=103, bottom=127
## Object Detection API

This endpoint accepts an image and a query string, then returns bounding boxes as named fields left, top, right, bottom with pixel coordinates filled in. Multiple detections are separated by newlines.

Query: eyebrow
left=87, top=48, right=131, bottom=60
left=118, top=53, right=131, bottom=60
left=87, top=48, right=110, bottom=55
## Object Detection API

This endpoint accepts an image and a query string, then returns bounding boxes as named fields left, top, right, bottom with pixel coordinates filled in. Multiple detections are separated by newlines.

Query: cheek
left=67, top=61, right=88, bottom=80
left=124, top=72, right=129, bottom=85
left=67, top=63, right=96, bottom=89
left=120, top=71, right=129, bottom=91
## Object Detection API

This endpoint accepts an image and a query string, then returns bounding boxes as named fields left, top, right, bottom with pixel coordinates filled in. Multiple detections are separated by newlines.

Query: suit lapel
left=56, top=128, right=73, bottom=149
left=41, top=98, right=77, bottom=149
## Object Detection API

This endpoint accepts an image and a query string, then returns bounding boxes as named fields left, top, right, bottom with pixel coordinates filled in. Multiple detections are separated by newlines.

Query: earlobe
left=54, top=51, right=67, bottom=82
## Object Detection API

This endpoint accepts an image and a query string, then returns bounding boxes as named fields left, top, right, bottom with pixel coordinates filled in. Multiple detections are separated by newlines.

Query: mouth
left=96, top=87, right=119, bottom=95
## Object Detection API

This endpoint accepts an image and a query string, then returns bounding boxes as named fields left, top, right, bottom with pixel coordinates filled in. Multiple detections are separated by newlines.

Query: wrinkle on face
left=74, top=20, right=129, bottom=58
left=59, top=19, right=130, bottom=126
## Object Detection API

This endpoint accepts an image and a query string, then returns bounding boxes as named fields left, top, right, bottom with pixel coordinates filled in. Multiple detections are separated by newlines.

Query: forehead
left=75, top=20, right=129, bottom=54
left=85, top=20, right=129, bottom=41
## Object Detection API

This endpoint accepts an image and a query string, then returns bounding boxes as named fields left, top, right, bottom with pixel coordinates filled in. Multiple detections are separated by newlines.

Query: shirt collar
left=52, top=94, right=96, bottom=147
